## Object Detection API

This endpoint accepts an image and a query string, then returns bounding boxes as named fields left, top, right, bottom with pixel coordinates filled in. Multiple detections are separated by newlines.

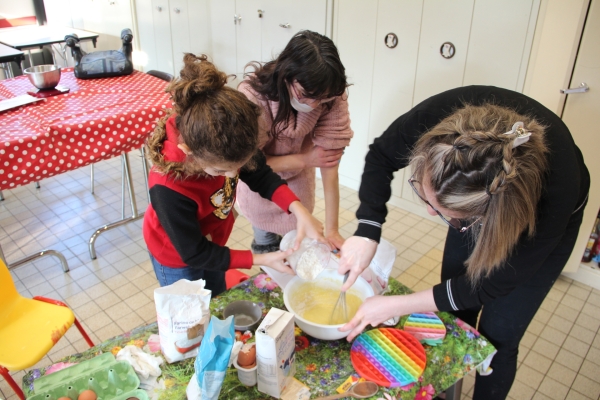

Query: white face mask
left=290, top=95, right=315, bottom=113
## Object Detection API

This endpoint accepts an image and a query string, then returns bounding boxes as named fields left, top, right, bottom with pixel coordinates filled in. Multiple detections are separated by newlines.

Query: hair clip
left=503, top=122, right=531, bottom=148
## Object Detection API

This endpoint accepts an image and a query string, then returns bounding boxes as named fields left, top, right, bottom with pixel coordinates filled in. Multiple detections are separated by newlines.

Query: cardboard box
left=256, top=308, right=296, bottom=398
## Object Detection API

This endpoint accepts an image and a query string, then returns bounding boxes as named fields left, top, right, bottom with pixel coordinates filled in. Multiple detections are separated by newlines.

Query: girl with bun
left=143, top=54, right=325, bottom=295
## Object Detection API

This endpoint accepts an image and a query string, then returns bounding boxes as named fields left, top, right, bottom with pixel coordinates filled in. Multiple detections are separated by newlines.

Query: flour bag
left=154, top=279, right=211, bottom=363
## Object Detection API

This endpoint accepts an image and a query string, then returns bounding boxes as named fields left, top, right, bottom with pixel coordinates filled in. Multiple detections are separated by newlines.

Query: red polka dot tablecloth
left=0, top=68, right=172, bottom=191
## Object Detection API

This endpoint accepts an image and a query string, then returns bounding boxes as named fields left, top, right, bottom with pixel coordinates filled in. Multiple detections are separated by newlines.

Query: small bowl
left=283, top=269, right=374, bottom=340
left=223, top=300, right=263, bottom=331
left=24, top=64, right=61, bottom=90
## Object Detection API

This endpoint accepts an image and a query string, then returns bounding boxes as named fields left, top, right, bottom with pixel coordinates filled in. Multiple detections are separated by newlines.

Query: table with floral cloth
left=22, top=274, right=496, bottom=400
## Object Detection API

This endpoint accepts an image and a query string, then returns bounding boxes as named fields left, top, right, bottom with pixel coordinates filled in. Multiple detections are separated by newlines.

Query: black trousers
left=441, top=205, right=586, bottom=400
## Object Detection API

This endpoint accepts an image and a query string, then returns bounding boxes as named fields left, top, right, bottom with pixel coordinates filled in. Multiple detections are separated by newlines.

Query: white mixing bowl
left=283, top=269, right=374, bottom=340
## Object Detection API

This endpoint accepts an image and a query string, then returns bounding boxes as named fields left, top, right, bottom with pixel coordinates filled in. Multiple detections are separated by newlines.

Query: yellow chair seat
left=0, top=296, right=74, bottom=370
left=1, top=256, right=94, bottom=400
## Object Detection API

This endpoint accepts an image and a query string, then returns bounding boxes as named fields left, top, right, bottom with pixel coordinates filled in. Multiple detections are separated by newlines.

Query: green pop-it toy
left=27, top=353, right=149, bottom=400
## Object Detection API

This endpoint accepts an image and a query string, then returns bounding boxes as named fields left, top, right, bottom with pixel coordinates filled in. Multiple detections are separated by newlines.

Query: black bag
left=65, top=29, right=134, bottom=79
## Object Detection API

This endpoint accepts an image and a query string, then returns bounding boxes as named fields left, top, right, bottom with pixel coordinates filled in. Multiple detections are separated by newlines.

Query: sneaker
left=251, top=236, right=282, bottom=254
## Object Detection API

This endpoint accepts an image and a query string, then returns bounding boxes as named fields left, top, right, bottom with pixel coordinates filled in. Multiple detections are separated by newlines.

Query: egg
left=78, top=389, right=97, bottom=400
left=237, top=343, right=256, bottom=368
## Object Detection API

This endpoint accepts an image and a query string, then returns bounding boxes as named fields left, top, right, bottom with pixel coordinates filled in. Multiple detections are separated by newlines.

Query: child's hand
left=288, top=201, right=326, bottom=250
left=253, top=249, right=296, bottom=275
left=326, top=230, right=346, bottom=250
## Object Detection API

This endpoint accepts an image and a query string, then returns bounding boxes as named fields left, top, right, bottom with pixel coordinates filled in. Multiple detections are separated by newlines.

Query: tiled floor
left=1, top=150, right=600, bottom=400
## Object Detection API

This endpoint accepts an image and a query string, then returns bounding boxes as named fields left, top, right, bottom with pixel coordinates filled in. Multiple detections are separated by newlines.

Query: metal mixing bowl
left=223, top=300, right=263, bottom=331
left=23, top=65, right=61, bottom=90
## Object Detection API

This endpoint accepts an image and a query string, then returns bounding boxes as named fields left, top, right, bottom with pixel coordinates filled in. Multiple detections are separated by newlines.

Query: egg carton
left=27, top=353, right=148, bottom=400
left=350, top=328, right=426, bottom=388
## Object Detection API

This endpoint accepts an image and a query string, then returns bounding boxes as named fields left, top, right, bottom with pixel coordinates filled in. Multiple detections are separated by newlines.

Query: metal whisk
left=330, top=272, right=349, bottom=325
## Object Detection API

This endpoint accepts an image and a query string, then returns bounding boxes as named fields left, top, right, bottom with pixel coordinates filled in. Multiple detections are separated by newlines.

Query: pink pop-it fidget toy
left=350, top=328, right=426, bottom=388
left=403, top=312, right=446, bottom=346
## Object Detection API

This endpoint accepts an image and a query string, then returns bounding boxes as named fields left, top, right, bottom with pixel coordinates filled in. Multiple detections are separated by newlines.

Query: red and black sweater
left=143, top=116, right=299, bottom=271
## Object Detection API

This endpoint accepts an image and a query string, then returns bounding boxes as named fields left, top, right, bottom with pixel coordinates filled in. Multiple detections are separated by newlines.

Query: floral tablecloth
left=23, top=275, right=495, bottom=400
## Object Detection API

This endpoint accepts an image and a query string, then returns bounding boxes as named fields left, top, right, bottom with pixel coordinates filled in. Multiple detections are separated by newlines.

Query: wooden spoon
left=314, top=381, right=379, bottom=399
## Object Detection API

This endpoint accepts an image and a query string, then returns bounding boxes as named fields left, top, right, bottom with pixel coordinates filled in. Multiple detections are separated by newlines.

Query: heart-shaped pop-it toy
left=350, top=328, right=426, bottom=388
left=403, top=312, right=446, bottom=346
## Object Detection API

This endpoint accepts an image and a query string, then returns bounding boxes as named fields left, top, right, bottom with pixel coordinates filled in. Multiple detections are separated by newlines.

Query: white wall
left=0, top=1, right=35, bottom=20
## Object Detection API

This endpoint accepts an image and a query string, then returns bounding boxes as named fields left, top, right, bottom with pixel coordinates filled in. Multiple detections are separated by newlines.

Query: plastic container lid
left=279, top=230, right=330, bottom=280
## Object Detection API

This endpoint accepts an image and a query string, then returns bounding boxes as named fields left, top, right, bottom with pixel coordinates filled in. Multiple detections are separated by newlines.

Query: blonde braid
left=487, top=138, right=517, bottom=195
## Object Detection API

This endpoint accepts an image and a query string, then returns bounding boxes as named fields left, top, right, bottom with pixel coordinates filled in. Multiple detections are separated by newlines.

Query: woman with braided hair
left=337, top=86, right=589, bottom=399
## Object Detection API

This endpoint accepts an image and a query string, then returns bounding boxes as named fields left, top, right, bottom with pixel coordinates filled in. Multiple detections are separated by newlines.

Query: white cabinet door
left=78, top=0, right=103, bottom=35
left=43, top=0, right=75, bottom=28
left=463, top=0, right=538, bottom=91
left=136, top=0, right=210, bottom=74
left=103, top=0, right=135, bottom=48
left=260, top=0, right=328, bottom=62
left=235, top=0, right=263, bottom=74
left=210, top=0, right=260, bottom=77
left=209, top=0, right=237, bottom=76
left=332, top=0, right=378, bottom=190
left=78, top=0, right=134, bottom=52
left=413, top=0, right=474, bottom=105
left=135, top=0, right=159, bottom=71
left=169, top=0, right=191, bottom=74
left=187, top=0, right=211, bottom=58
left=151, top=0, right=175, bottom=75
left=208, top=0, right=327, bottom=78
left=367, top=0, right=423, bottom=205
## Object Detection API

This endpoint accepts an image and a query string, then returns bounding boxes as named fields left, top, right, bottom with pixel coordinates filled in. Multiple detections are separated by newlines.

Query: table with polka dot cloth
left=0, top=68, right=171, bottom=191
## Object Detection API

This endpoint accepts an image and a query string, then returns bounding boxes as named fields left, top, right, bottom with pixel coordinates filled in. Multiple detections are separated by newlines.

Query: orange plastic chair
left=0, top=259, right=94, bottom=400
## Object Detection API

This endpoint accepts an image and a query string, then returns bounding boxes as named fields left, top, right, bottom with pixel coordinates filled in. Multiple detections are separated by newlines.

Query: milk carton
left=256, top=308, right=296, bottom=398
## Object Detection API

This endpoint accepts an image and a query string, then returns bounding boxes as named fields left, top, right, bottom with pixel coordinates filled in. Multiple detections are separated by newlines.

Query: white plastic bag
left=261, top=238, right=397, bottom=295
left=361, top=237, right=397, bottom=295
left=154, top=279, right=211, bottom=363
left=116, top=345, right=163, bottom=379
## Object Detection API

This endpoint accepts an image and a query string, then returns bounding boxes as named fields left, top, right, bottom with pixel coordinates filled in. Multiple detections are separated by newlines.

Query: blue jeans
left=252, top=226, right=282, bottom=245
left=149, top=253, right=226, bottom=296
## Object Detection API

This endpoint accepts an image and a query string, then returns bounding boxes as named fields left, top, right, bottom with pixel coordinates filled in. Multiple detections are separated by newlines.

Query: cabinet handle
left=279, top=23, right=291, bottom=28
left=560, top=82, right=589, bottom=94
left=234, top=14, right=242, bottom=24
left=257, top=9, right=264, bottom=18
left=156, top=6, right=162, bottom=12
left=173, top=7, right=181, bottom=14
